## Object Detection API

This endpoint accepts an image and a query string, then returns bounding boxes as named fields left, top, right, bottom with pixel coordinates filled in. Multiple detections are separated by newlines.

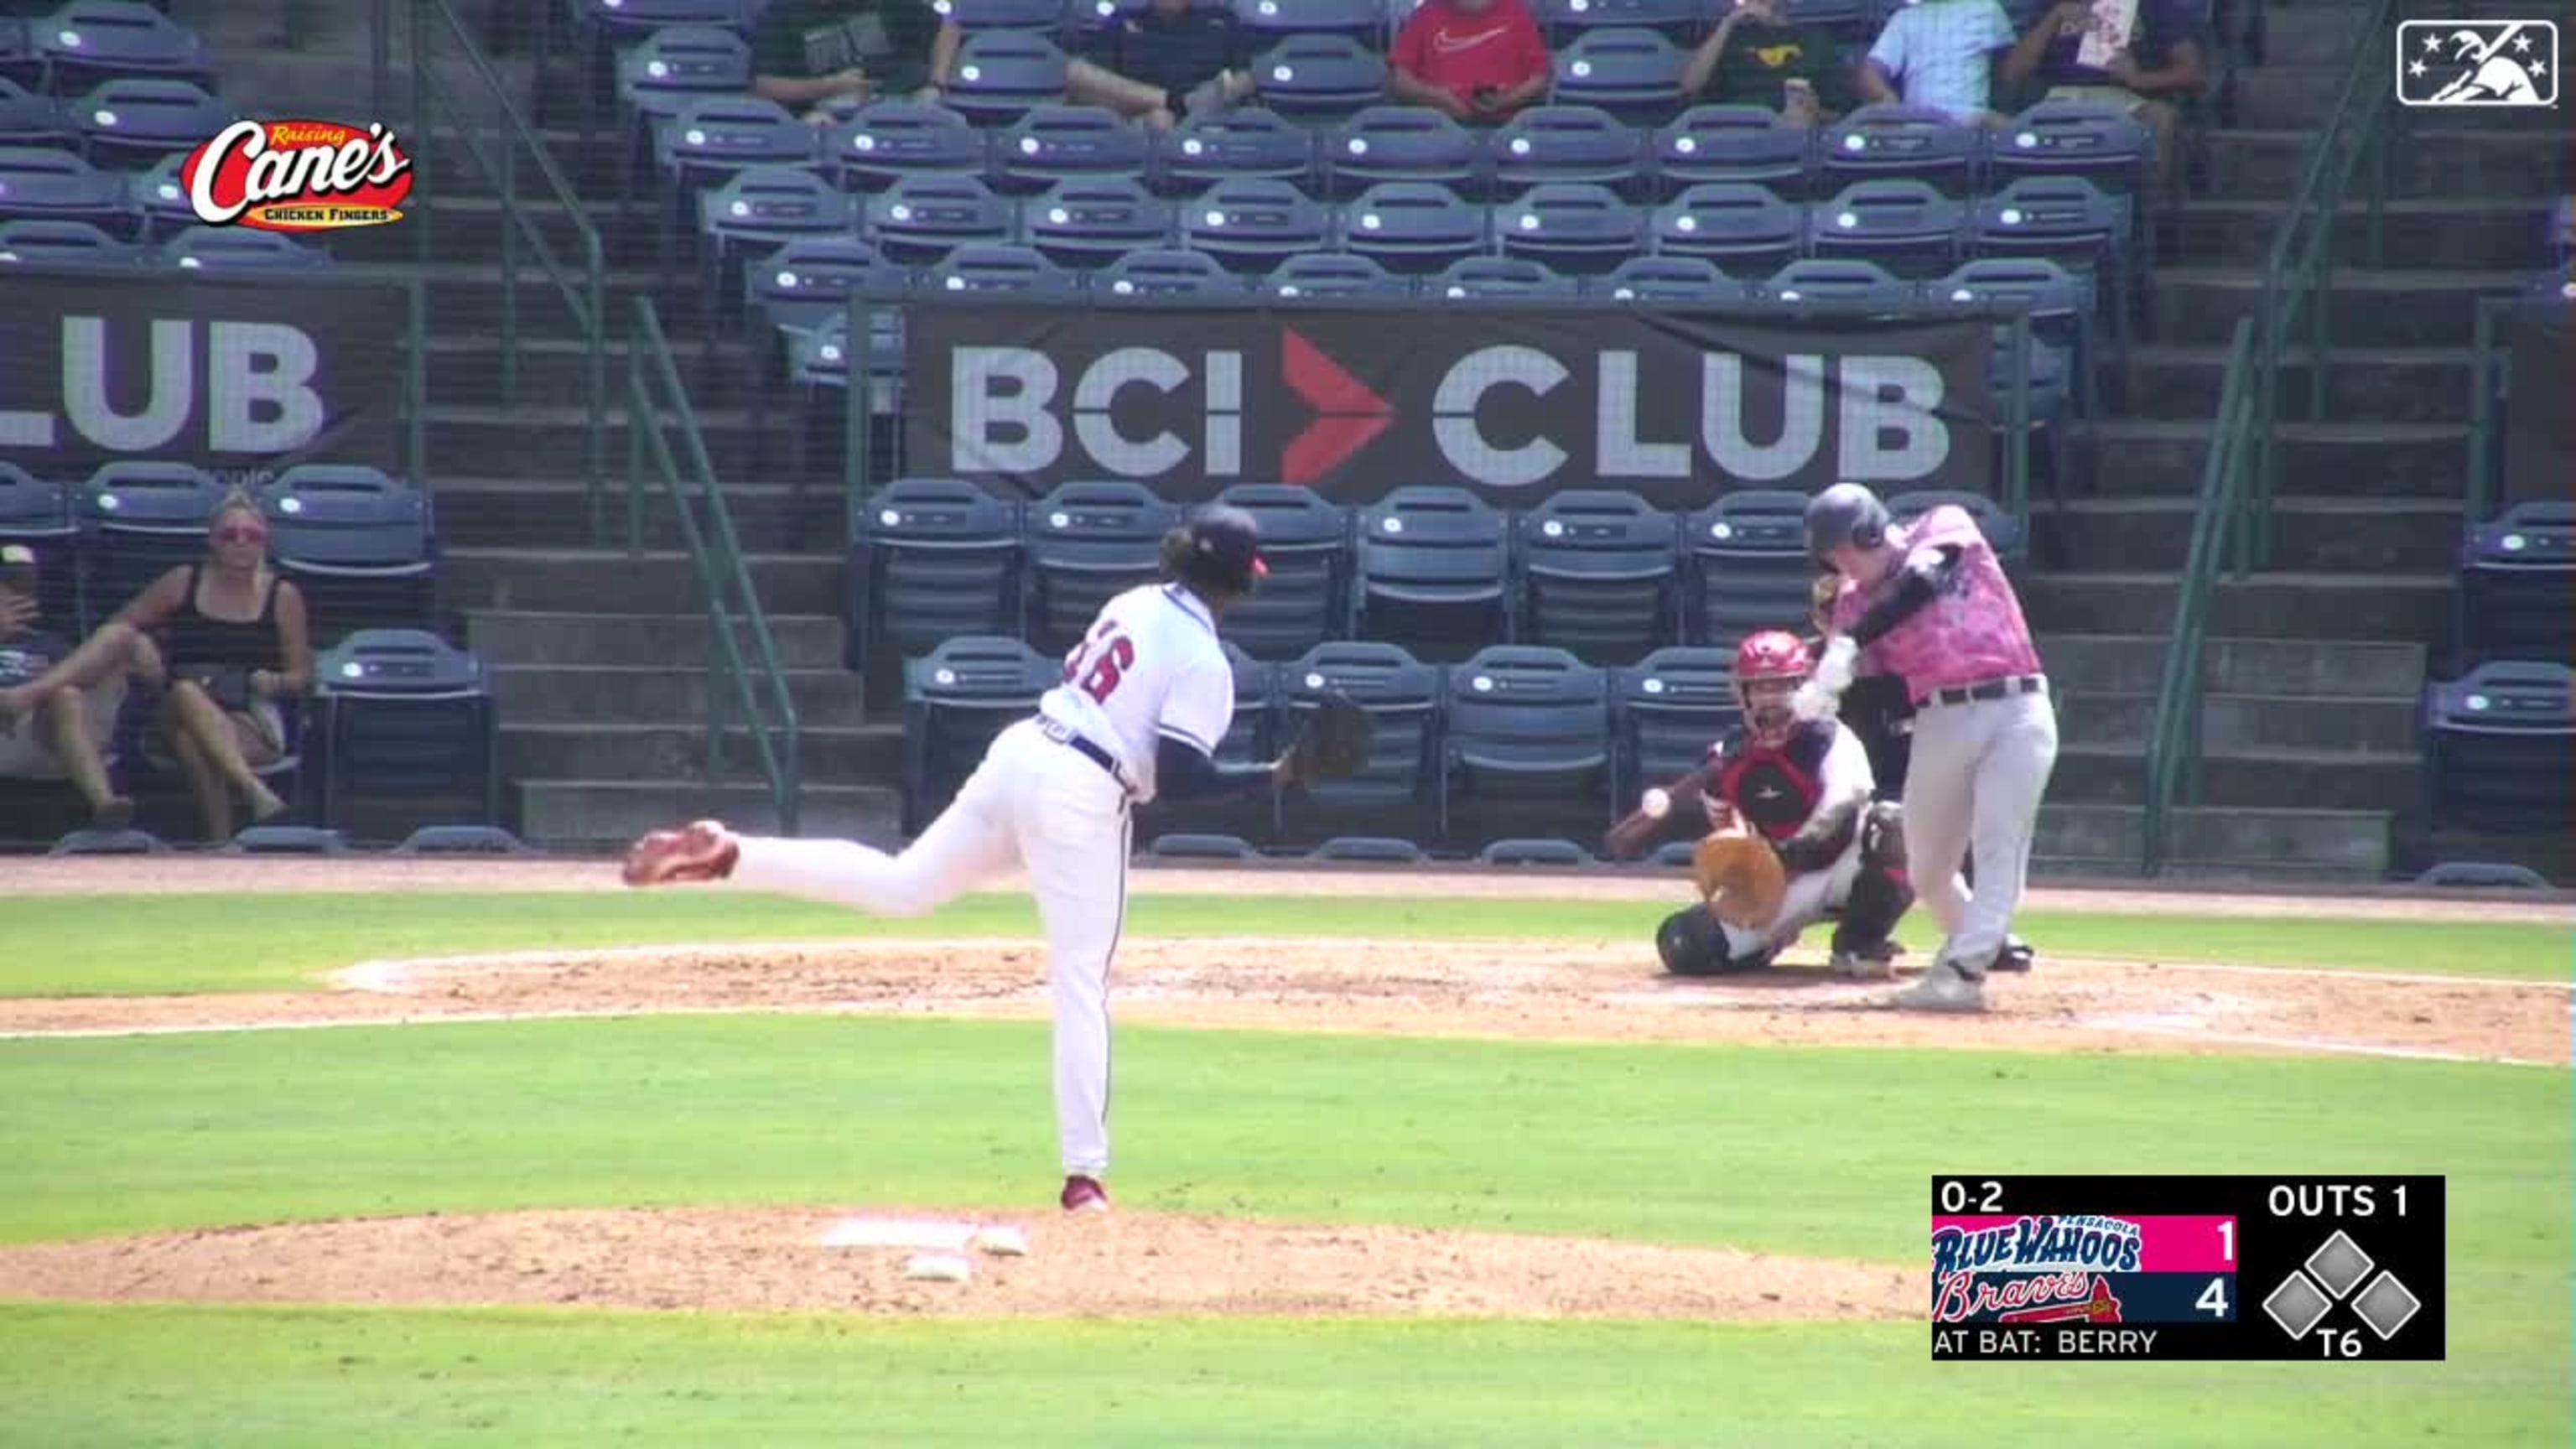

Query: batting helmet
left=1805, top=482, right=1891, bottom=569
left=1733, top=629, right=1811, bottom=745
left=1161, top=504, right=1268, bottom=598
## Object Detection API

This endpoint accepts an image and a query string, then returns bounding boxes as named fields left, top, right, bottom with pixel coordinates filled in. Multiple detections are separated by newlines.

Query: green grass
left=5, top=891, right=2566, bottom=997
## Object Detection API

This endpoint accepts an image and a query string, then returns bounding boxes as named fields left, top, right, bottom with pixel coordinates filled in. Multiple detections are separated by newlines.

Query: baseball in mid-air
left=1641, top=787, right=1671, bottom=819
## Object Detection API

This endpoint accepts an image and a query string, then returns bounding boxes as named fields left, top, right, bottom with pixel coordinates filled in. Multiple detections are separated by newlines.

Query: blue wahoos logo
left=1932, top=1214, right=2144, bottom=1280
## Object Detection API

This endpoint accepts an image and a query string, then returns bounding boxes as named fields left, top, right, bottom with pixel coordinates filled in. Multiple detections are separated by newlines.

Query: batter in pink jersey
left=1797, top=483, right=2058, bottom=1014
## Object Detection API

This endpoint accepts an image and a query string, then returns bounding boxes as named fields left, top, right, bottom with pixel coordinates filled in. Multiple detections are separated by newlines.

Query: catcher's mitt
left=1284, top=691, right=1371, bottom=785
left=1691, top=827, right=1786, bottom=931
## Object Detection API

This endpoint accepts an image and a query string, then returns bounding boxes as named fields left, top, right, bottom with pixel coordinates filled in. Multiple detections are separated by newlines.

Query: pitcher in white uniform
left=624, top=505, right=1311, bottom=1213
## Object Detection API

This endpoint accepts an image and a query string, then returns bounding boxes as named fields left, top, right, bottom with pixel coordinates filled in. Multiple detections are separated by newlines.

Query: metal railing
left=374, top=0, right=609, bottom=540
left=2464, top=295, right=2531, bottom=525
left=626, top=297, right=803, bottom=835
left=2142, top=317, right=2256, bottom=875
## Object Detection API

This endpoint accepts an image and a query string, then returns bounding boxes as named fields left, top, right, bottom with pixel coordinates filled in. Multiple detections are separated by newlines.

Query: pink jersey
left=1831, top=505, right=2041, bottom=704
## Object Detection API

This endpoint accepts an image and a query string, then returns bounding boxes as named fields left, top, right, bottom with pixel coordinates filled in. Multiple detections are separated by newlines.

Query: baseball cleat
left=1830, top=950, right=1895, bottom=980
left=1993, top=937, right=2036, bottom=973
left=621, top=820, right=740, bottom=887
left=1888, top=960, right=1988, bottom=1014
left=1060, top=1175, right=1111, bottom=1214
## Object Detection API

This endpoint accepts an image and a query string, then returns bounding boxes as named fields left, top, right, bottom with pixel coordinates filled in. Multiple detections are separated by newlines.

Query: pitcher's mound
left=0, top=1208, right=1920, bottom=1321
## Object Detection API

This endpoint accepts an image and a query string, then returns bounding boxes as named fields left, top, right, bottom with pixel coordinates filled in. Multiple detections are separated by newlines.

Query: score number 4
left=2199, top=1219, right=2236, bottom=1318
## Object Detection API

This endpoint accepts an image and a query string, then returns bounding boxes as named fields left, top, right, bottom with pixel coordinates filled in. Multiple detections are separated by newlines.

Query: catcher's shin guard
left=1830, top=802, right=1913, bottom=958
left=1657, top=907, right=1772, bottom=977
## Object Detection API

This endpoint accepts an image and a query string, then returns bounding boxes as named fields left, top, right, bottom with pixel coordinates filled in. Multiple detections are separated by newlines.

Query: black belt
left=1927, top=674, right=2047, bottom=709
left=1039, top=718, right=1129, bottom=789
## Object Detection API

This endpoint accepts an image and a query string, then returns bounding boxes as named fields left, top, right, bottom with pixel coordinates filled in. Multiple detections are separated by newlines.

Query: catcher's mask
left=1161, top=504, right=1268, bottom=600
left=1732, top=629, right=1811, bottom=745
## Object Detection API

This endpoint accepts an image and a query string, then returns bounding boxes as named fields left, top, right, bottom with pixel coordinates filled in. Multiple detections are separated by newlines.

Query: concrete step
left=2179, top=198, right=2563, bottom=271
left=437, top=476, right=844, bottom=553
left=443, top=548, right=845, bottom=616
left=2125, top=344, right=2477, bottom=423
left=2052, top=743, right=2422, bottom=813
left=487, top=662, right=870, bottom=729
left=2231, top=61, right=2568, bottom=131
left=2059, top=690, right=2423, bottom=756
left=2023, top=570, right=2454, bottom=644
left=2199, top=127, right=2570, bottom=202
left=2038, top=634, right=2429, bottom=699
left=501, top=720, right=902, bottom=783
left=414, top=333, right=767, bottom=410
left=340, top=193, right=671, bottom=270
left=466, top=609, right=850, bottom=671
left=2150, top=268, right=2532, bottom=348
left=2081, top=419, right=2465, bottom=500
left=2036, top=802, right=2393, bottom=879
left=427, top=403, right=790, bottom=483
left=517, top=777, right=901, bottom=849
left=419, top=262, right=714, bottom=336
left=2055, top=496, right=2465, bottom=572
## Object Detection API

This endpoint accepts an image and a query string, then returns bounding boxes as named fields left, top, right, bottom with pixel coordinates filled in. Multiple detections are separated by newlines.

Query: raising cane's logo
left=182, top=119, right=413, bottom=233
left=1929, top=1214, right=2144, bottom=1325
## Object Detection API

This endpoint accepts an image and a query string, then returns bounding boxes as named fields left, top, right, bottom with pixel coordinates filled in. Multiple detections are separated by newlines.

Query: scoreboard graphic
left=1929, top=1176, right=2445, bottom=1361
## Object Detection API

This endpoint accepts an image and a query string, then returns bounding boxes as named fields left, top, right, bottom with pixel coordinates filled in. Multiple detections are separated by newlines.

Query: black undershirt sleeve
left=1155, top=735, right=1277, bottom=803
left=1774, top=796, right=1863, bottom=874
left=1848, top=545, right=1963, bottom=648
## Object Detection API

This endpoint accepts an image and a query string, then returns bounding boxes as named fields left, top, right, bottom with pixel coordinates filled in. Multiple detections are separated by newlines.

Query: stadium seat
left=0, top=216, right=139, bottom=267
left=1265, top=249, right=1407, bottom=299
left=1093, top=244, right=1244, bottom=295
left=1324, top=105, right=1483, bottom=200
left=0, top=18, right=32, bottom=90
left=1234, top=0, right=1388, bottom=48
left=159, top=223, right=328, bottom=271
left=615, top=24, right=751, bottom=129
left=2550, top=195, right=2573, bottom=266
left=1983, top=101, right=2154, bottom=201
left=0, top=144, right=128, bottom=230
left=865, top=172, right=1016, bottom=266
left=1931, top=257, right=2093, bottom=490
left=0, top=77, right=66, bottom=147
left=1535, top=0, right=1706, bottom=42
left=1549, top=28, right=1686, bottom=126
left=1783, top=0, right=1876, bottom=43
left=569, top=0, right=750, bottom=49
left=1307, top=834, right=1426, bottom=862
left=77, top=460, right=226, bottom=626
left=1888, top=488, right=2028, bottom=569
left=695, top=164, right=860, bottom=309
left=1021, top=480, right=1178, bottom=657
left=657, top=95, right=817, bottom=199
left=309, top=629, right=500, bottom=833
left=1969, top=174, right=2130, bottom=345
left=923, top=241, right=1079, bottom=295
left=900, top=633, right=1061, bottom=832
left=1478, top=837, right=1593, bottom=866
left=1751, top=256, right=1911, bottom=307
left=257, top=466, right=439, bottom=644
left=740, top=234, right=901, bottom=356
left=1805, top=177, right=1965, bottom=279
left=1431, top=252, right=1577, bottom=298
left=825, top=100, right=985, bottom=194
left=1613, top=644, right=1738, bottom=806
left=1651, top=103, right=1815, bottom=199
left=1212, top=481, right=1353, bottom=660
left=1437, top=643, right=1613, bottom=844
left=938, top=0, right=1070, bottom=31
left=1490, top=104, right=1644, bottom=198
left=1650, top=180, right=1802, bottom=273
left=72, top=77, right=231, bottom=169
left=1025, top=174, right=1174, bottom=269
left=1682, top=488, right=1815, bottom=652
left=0, top=460, right=77, bottom=625
left=992, top=103, right=1151, bottom=194
left=1249, top=35, right=1385, bottom=124
left=849, top=476, right=1024, bottom=677
left=122, top=148, right=193, bottom=237
left=1354, top=484, right=1513, bottom=663
left=1182, top=175, right=1331, bottom=273
left=1152, top=106, right=1317, bottom=196
left=1498, top=179, right=1645, bottom=277
left=2456, top=501, right=2573, bottom=667
left=36, top=3, right=213, bottom=96
left=943, top=30, right=1070, bottom=127
left=1593, top=252, right=1737, bottom=301
left=1145, top=832, right=1262, bottom=860
left=1514, top=488, right=1681, bottom=665
left=2422, top=660, right=2573, bottom=836
left=1071, top=0, right=1156, bottom=22
left=1342, top=179, right=1487, bottom=276
left=1275, top=640, right=1442, bottom=840
left=1819, top=104, right=1980, bottom=196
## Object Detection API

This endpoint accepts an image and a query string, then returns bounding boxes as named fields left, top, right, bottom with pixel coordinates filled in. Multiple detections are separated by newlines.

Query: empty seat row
left=0, top=75, right=231, bottom=169
left=0, top=148, right=341, bottom=245
left=0, top=3, right=211, bottom=96
left=2454, top=501, right=2572, bottom=672
left=2421, top=658, right=2573, bottom=839
left=0, top=216, right=330, bottom=270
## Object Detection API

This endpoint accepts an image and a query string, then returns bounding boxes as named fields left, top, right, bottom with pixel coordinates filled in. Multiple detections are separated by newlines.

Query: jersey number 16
left=1065, top=623, right=1135, bottom=705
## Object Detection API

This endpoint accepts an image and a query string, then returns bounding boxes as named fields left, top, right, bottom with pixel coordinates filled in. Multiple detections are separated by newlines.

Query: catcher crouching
left=1605, top=630, right=1914, bottom=979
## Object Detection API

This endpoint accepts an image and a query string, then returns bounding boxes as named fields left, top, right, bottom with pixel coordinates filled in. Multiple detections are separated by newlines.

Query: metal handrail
left=626, top=296, right=803, bottom=835
left=2142, top=316, right=2255, bottom=875
left=2464, top=295, right=2521, bottom=525
left=378, top=0, right=609, bottom=541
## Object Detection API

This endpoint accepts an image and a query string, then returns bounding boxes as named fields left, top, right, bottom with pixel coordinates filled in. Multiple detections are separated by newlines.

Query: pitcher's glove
left=1692, top=826, right=1787, bottom=932
left=1281, top=691, right=1371, bottom=787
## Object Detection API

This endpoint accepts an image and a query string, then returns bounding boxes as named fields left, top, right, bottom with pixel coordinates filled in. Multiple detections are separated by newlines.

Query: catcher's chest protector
left=1711, top=722, right=1833, bottom=840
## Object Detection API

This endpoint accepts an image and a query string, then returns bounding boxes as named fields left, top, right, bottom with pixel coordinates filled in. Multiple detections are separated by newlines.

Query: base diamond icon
left=2305, top=1230, right=2376, bottom=1299
left=2263, top=1273, right=2334, bottom=1340
left=2353, top=1271, right=2424, bottom=1341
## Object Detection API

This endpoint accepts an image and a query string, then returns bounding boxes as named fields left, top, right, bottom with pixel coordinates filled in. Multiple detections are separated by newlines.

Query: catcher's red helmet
left=1732, top=630, right=1811, bottom=743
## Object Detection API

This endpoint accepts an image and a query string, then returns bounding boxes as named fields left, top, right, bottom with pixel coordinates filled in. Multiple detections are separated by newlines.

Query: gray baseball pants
left=1902, top=688, right=2059, bottom=975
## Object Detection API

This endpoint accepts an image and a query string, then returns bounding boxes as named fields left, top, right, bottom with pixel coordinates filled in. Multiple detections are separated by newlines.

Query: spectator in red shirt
left=1388, top=0, right=1551, bottom=124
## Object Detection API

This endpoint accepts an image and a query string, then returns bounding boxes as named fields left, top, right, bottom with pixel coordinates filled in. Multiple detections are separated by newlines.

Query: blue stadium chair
left=1069, top=0, right=1156, bottom=21
left=1478, top=837, right=1595, bottom=866
left=310, top=629, right=500, bottom=832
left=1549, top=28, right=1687, bottom=125
left=1751, top=256, right=1911, bottom=306
left=1613, top=644, right=1738, bottom=808
left=0, top=77, right=67, bottom=147
left=1152, top=106, right=1317, bottom=196
left=569, top=0, right=750, bottom=49
left=924, top=241, right=1079, bottom=295
left=657, top=94, right=817, bottom=196
left=1819, top=104, right=1980, bottom=196
left=1651, top=103, right=1814, bottom=199
left=1969, top=174, right=2131, bottom=348
left=1275, top=639, right=1442, bottom=839
left=1592, top=252, right=1737, bottom=300
left=1983, top=101, right=2153, bottom=200
left=159, top=223, right=329, bottom=271
left=785, top=310, right=905, bottom=428
left=2522, top=268, right=2573, bottom=304
left=1341, top=179, right=1486, bottom=276
left=743, top=233, right=900, bottom=338
left=944, top=30, right=1071, bottom=127
left=1265, top=249, right=1407, bottom=299
left=1355, top=484, right=1513, bottom=663
left=1514, top=488, right=1681, bottom=665
left=1145, top=831, right=1264, bottom=860
left=865, top=171, right=1016, bottom=265
left=36, top=2, right=213, bottom=96
left=1888, top=488, right=2028, bottom=569
left=2422, top=660, right=2573, bottom=837
left=1929, top=259, right=2085, bottom=496
left=1093, top=244, right=1245, bottom=295
left=0, top=144, right=125, bottom=228
left=901, top=634, right=1060, bottom=832
left=849, top=476, right=1024, bottom=677
left=1431, top=252, right=1578, bottom=299
left=615, top=25, right=750, bottom=158
left=1682, top=488, right=1815, bottom=651
left=1021, top=480, right=1179, bottom=657
left=1651, top=179, right=1802, bottom=272
left=1213, top=481, right=1353, bottom=660
left=257, top=466, right=438, bottom=644
left=1025, top=174, right=1174, bottom=269
left=825, top=100, right=986, bottom=194
left=0, top=460, right=77, bottom=626
left=1783, top=0, right=1876, bottom=43
left=72, top=77, right=230, bottom=169
left=1324, top=105, right=1483, bottom=200
left=1249, top=35, right=1385, bottom=123
left=696, top=164, right=859, bottom=311
left=936, top=0, right=1071, bottom=29
left=0, top=216, right=138, bottom=267
left=0, top=19, right=33, bottom=90
left=2551, top=195, right=2573, bottom=266
left=1805, top=178, right=1965, bottom=279
left=992, top=103, right=1150, bottom=194
left=1498, top=179, right=1645, bottom=277
left=1535, top=0, right=1707, bottom=43
left=2456, top=501, right=2573, bottom=667
left=1182, top=175, right=1331, bottom=273
left=1490, top=104, right=1644, bottom=198
left=1437, top=644, right=1613, bottom=844
left=1306, top=834, right=1426, bottom=862
left=77, top=460, right=226, bottom=625
left=121, top=148, right=193, bottom=236
left=1234, top=0, right=1388, bottom=48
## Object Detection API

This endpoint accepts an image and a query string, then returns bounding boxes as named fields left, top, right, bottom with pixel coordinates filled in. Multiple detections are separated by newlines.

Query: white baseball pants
left=1719, top=840, right=1866, bottom=959
left=1902, top=688, right=2059, bottom=974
